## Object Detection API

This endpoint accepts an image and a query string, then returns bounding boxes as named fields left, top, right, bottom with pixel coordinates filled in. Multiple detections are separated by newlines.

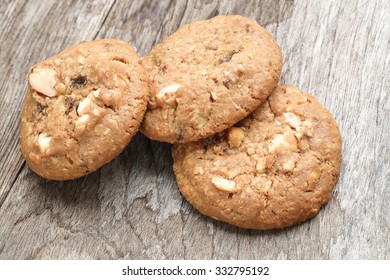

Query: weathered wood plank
left=0, top=0, right=388, bottom=259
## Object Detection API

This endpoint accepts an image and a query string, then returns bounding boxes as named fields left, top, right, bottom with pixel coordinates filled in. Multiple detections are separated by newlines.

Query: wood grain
left=0, top=0, right=388, bottom=259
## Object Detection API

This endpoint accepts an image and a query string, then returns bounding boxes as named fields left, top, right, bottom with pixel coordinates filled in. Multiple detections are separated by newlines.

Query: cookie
left=173, top=86, right=342, bottom=230
left=141, top=15, right=282, bottom=143
left=20, top=39, right=149, bottom=180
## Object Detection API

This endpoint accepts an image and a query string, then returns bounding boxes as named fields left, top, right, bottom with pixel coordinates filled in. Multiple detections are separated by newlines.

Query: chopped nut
left=76, top=55, right=85, bottom=64
left=210, top=91, right=218, bottom=101
left=302, top=120, right=314, bottom=137
left=268, top=133, right=298, bottom=154
left=247, top=147, right=255, bottom=155
left=284, top=111, right=314, bottom=139
left=283, top=112, right=314, bottom=139
left=77, top=94, right=94, bottom=115
left=93, top=108, right=101, bottom=116
left=29, top=68, right=58, bottom=97
left=197, top=115, right=208, bottom=129
left=156, top=83, right=181, bottom=107
left=310, top=170, right=321, bottom=181
left=75, top=114, right=90, bottom=130
left=263, top=180, right=272, bottom=192
left=282, top=159, right=295, bottom=172
left=227, top=127, right=245, bottom=148
left=55, top=83, right=66, bottom=94
left=37, top=133, right=52, bottom=153
left=194, top=166, right=204, bottom=175
left=212, top=177, right=238, bottom=193
left=100, top=89, right=122, bottom=107
left=92, top=88, right=101, bottom=98
left=156, top=83, right=181, bottom=99
left=256, top=157, right=267, bottom=173
left=103, top=128, right=111, bottom=135
left=284, top=86, right=300, bottom=95
left=284, top=112, right=301, bottom=130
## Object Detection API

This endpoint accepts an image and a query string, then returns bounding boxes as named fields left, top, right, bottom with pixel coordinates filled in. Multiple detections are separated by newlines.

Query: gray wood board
left=0, top=0, right=388, bottom=259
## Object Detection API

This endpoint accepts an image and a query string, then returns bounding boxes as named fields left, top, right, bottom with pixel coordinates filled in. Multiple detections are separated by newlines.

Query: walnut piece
left=29, top=68, right=58, bottom=97
left=212, top=177, right=238, bottom=193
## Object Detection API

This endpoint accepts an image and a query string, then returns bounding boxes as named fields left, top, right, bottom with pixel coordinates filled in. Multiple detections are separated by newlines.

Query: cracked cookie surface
left=141, top=15, right=282, bottom=143
left=173, top=86, right=342, bottom=230
left=20, top=39, right=149, bottom=180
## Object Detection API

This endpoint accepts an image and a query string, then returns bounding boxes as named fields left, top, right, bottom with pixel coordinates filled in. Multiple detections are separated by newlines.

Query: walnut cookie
left=141, top=15, right=282, bottom=143
left=20, top=39, right=149, bottom=180
left=173, top=86, right=342, bottom=230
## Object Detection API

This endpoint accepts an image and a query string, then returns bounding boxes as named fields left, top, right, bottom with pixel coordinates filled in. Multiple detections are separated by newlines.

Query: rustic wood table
left=0, top=0, right=389, bottom=259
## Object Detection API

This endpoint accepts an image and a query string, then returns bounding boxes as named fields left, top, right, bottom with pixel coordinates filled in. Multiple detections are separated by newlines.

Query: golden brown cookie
left=20, top=39, right=149, bottom=180
left=173, top=86, right=342, bottom=230
left=141, top=15, right=282, bottom=143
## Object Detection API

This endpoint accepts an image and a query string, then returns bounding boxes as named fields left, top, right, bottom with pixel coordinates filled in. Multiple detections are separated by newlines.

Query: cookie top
left=173, top=86, right=342, bottom=230
left=20, top=39, right=149, bottom=180
left=141, top=15, right=282, bottom=143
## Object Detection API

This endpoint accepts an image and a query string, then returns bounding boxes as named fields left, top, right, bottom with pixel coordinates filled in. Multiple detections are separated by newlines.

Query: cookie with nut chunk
left=173, top=86, right=342, bottom=230
left=141, top=15, right=282, bottom=143
left=20, top=39, right=149, bottom=180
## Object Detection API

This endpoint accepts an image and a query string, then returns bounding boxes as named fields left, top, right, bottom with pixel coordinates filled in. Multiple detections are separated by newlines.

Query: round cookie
left=20, top=39, right=149, bottom=180
left=141, top=15, right=282, bottom=143
left=173, top=86, right=342, bottom=230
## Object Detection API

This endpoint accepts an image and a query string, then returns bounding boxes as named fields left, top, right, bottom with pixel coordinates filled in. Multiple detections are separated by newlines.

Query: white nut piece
left=77, top=94, right=94, bottom=115
left=194, top=166, right=204, bottom=175
left=283, top=112, right=301, bottom=130
left=156, top=84, right=181, bottom=107
left=301, top=120, right=314, bottom=137
left=197, top=114, right=208, bottom=129
left=268, top=133, right=298, bottom=154
left=263, top=180, right=273, bottom=192
left=29, top=68, right=58, bottom=97
left=75, top=114, right=90, bottom=131
left=92, top=88, right=101, bottom=98
left=284, top=112, right=314, bottom=139
left=282, top=159, right=295, bottom=172
left=256, top=157, right=267, bottom=173
left=37, top=133, right=52, bottom=153
left=157, top=84, right=181, bottom=99
left=212, top=177, right=238, bottom=193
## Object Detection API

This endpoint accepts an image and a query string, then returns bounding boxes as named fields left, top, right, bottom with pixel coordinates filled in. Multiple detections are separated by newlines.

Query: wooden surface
left=0, top=0, right=389, bottom=259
